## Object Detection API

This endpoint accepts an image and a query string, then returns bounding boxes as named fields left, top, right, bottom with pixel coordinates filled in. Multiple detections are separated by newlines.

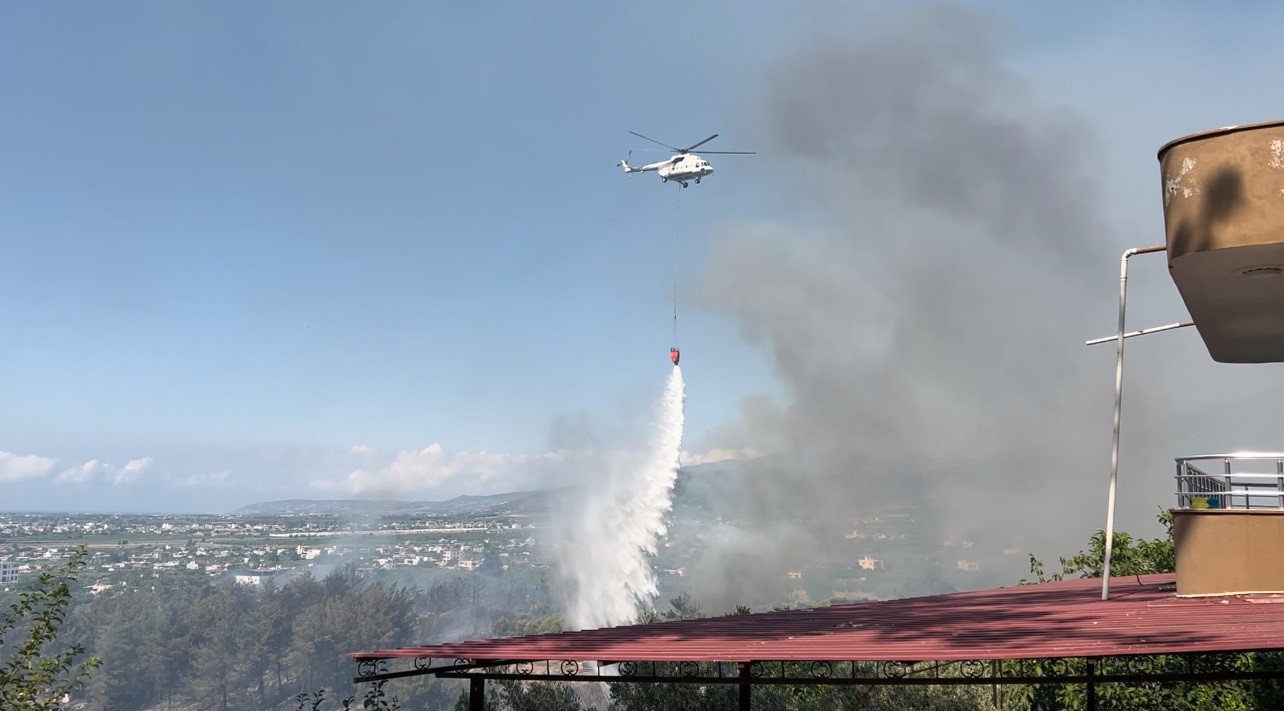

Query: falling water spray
left=554, top=367, right=686, bottom=630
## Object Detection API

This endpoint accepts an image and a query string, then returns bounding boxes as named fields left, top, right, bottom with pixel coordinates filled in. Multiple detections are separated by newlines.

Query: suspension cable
left=672, top=185, right=681, bottom=346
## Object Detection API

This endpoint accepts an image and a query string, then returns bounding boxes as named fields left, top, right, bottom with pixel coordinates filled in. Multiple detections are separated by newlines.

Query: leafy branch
left=0, top=545, right=102, bottom=710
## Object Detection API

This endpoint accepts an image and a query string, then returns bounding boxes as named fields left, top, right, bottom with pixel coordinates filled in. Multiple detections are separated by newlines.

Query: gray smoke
left=689, top=4, right=1126, bottom=605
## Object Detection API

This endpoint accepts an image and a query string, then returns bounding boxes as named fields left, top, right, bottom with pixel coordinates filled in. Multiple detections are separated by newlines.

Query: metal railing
left=1175, top=453, right=1284, bottom=510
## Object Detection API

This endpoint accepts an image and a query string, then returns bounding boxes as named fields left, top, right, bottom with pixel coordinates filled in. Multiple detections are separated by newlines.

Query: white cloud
left=680, top=447, right=763, bottom=467
left=55, top=457, right=154, bottom=486
left=174, top=470, right=232, bottom=488
left=0, top=451, right=57, bottom=482
left=57, top=460, right=104, bottom=485
left=115, top=457, right=154, bottom=485
left=311, top=443, right=568, bottom=498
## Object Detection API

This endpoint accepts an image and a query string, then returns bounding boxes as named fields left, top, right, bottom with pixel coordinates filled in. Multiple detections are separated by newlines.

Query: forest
left=5, top=517, right=1284, bottom=711
left=4, top=555, right=558, bottom=710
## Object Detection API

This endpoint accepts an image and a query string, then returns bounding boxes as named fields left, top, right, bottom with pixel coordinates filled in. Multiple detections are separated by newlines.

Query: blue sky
left=4, top=1, right=1284, bottom=520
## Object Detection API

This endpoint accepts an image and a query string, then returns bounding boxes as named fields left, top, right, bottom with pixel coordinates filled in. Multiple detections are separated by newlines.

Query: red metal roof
left=352, top=574, right=1284, bottom=663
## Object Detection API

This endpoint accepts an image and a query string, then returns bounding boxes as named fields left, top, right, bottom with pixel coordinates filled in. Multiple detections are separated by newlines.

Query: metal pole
left=1277, top=458, right=1283, bottom=510
left=992, top=659, right=1000, bottom=709
left=1102, top=244, right=1166, bottom=601
left=1086, top=660, right=1097, bottom=711
left=469, top=676, right=485, bottom=711
left=1227, top=457, right=1239, bottom=509
left=739, top=662, right=752, bottom=711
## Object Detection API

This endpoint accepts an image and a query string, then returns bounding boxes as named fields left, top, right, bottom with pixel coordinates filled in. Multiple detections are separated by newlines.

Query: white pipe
left=1102, top=244, right=1166, bottom=601
left=1085, top=321, right=1193, bottom=346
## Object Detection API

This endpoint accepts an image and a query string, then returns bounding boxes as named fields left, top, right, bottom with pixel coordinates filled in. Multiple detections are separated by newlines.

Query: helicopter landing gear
left=695, top=178, right=701, bottom=184
left=680, top=182, right=689, bottom=188
left=661, top=177, right=668, bottom=183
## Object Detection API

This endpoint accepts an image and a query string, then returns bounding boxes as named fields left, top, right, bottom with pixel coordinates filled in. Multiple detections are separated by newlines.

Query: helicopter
left=618, top=131, right=755, bottom=187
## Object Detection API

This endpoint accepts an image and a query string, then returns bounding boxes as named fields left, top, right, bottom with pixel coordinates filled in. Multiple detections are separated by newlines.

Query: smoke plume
left=690, top=4, right=1123, bottom=605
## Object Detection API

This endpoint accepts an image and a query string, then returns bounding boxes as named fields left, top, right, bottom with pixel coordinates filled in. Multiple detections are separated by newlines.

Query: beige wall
left=1173, top=508, right=1284, bottom=596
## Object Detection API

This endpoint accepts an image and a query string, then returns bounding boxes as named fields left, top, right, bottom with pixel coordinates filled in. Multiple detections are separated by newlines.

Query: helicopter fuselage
left=657, top=154, right=713, bottom=185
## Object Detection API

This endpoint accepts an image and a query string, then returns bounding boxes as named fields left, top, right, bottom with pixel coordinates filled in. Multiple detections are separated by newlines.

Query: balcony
left=1175, top=452, right=1284, bottom=510
left=1171, top=453, right=1284, bottom=596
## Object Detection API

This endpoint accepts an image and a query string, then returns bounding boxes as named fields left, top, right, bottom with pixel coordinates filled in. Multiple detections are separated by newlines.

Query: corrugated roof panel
left=351, top=575, right=1284, bottom=663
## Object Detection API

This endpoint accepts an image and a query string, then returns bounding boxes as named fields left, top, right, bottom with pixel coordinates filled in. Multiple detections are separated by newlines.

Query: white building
left=857, top=556, right=884, bottom=571
left=234, top=569, right=283, bottom=587
left=0, top=560, right=18, bottom=585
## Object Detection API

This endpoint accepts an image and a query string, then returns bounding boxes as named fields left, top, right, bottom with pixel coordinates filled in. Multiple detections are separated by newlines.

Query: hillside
left=232, top=489, right=549, bottom=517
left=232, top=460, right=751, bottom=518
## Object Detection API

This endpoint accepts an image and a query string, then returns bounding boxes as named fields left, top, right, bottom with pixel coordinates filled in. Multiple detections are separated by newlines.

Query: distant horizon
left=0, top=457, right=743, bottom=516
left=0, top=489, right=545, bottom=517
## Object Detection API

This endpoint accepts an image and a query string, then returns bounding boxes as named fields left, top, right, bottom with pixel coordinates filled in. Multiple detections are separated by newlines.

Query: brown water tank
left=1159, top=120, right=1284, bottom=363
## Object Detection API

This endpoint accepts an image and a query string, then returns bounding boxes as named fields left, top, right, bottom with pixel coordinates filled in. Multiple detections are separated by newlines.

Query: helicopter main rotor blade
left=682, top=134, right=719, bottom=152
left=697, top=150, right=757, bottom=155
left=628, top=131, right=680, bottom=152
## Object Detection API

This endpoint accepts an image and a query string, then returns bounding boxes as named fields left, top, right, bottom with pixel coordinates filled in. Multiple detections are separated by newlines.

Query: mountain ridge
left=232, top=490, right=548, bottom=517
left=232, top=460, right=751, bottom=517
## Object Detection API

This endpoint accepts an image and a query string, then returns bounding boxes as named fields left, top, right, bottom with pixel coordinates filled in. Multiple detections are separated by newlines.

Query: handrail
left=1176, top=452, right=1284, bottom=461
left=1175, top=453, right=1284, bottom=510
